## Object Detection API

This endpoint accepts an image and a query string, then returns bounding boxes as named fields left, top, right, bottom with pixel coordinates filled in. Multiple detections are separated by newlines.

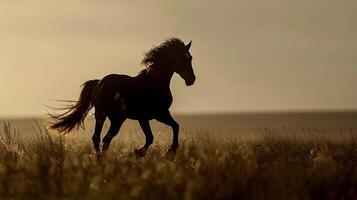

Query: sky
left=0, top=0, right=356, bottom=117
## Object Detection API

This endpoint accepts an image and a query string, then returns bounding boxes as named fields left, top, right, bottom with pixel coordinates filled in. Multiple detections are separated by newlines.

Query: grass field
left=0, top=119, right=357, bottom=200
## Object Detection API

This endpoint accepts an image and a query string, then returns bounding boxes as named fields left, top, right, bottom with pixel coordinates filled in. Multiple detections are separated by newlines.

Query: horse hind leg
left=101, top=92, right=127, bottom=152
left=102, top=115, right=125, bottom=152
left=92, top=112, right=106, bottom=153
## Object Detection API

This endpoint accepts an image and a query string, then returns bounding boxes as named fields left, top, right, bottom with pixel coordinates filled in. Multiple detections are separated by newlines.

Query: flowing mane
left=140, top=38, right=185, bottom=74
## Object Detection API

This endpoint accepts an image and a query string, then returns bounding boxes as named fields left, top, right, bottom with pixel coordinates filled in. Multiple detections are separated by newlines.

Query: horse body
left=93, top=72, right=174, bottom=120
left=50, top=38, right=195, bottom=157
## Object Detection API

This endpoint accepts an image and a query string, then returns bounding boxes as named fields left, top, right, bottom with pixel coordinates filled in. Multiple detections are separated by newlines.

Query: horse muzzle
left=185, top=76, right=196, bottom=86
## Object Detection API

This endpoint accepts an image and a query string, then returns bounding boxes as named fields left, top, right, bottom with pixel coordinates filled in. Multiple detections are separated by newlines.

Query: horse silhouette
left=50, top=38, right=196, bottom=157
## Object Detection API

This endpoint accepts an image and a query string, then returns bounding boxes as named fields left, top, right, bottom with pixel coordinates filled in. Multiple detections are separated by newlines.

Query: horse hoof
left=96, top=153, right=103, bottom=161
left=134, top=149, right=146, bottom=158
left=165, top=148, right=176, bottom=160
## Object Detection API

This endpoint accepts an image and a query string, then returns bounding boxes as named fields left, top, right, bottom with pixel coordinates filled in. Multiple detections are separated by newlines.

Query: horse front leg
left=155, top=111, right=179, bottom=155
left=135, top=120, right=154, bottom=158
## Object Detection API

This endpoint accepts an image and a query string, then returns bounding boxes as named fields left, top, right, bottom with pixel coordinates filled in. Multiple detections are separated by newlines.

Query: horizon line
left=1, top=108, right=357, bottom=120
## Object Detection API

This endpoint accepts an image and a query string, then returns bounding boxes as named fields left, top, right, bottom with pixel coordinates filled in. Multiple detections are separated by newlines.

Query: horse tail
left=50, top=79, right=100, bottom=133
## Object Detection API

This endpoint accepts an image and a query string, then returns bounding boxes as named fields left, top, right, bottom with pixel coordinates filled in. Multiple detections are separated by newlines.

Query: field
left=0, top=113, right=356, bottom=199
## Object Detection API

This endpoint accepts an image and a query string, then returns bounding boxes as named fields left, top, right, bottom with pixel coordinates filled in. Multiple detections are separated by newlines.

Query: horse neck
left=147, top=65, right=174, bottom=90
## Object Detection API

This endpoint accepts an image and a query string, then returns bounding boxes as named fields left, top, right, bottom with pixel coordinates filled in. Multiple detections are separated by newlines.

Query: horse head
left=173, top=41, right=196, bottom=86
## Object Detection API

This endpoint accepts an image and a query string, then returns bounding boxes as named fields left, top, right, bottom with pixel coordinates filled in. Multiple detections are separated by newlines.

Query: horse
left=50, top=38, right=196, bottom=157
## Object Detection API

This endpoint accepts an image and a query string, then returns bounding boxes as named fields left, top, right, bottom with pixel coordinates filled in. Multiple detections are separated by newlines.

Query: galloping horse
left=50, top=38, right=196, bottom=157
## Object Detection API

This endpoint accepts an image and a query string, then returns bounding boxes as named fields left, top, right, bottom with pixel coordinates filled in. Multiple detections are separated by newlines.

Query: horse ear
left=186, top=41, right=192, bottom=50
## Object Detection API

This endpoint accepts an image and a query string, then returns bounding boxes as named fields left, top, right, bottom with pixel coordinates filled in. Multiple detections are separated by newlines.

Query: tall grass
left=0, top=122, right=356, bottom=199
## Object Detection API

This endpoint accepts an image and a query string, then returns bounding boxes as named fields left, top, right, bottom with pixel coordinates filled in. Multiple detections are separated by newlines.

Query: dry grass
left=0, top=122, right=357, bottom=200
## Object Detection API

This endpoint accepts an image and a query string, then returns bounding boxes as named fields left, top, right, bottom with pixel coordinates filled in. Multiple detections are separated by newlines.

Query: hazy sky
left=0, top=0, right=356, bottom=117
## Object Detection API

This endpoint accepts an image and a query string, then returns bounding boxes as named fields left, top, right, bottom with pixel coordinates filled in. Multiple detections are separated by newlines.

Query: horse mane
left=140, top=37, right=185, bottom=74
